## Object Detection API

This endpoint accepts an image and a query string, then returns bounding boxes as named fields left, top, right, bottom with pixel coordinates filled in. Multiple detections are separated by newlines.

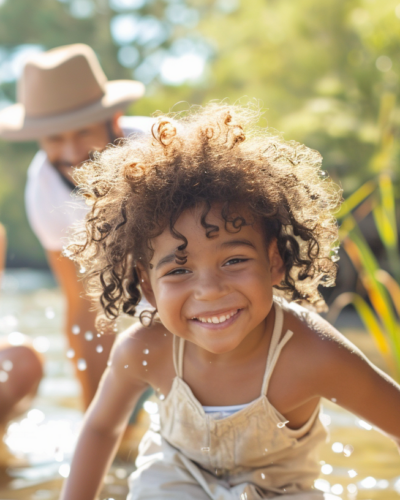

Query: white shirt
left=25, top=116, right=154, bottom=251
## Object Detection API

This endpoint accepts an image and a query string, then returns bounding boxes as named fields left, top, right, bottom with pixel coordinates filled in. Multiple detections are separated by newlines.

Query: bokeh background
left=0, top=0, right=399, bottom=267
left=1, top=1, right=400, bottom=499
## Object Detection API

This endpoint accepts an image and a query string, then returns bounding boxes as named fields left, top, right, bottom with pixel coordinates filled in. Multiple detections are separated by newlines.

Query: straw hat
left=0, top=44, right=145, bottom=141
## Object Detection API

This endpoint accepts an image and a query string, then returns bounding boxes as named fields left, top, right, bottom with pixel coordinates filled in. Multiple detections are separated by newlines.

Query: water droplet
left=277, top=420, right=289, bottom=428
left=72, top=325, right=80, bottom=335
left=27, top=409, right=45, bottom=424
left=77, top=359, right=87, bottom=371
left=360, top=476, right=377, bottom=489
left=348, top=469, right=357, bottom=478
left=331, top=484, right=343, bottom=495
left=8, top=331, right=24, bottom=346
left=319, top=170, right=328, bottom=179
left=45, top=307, right=55, bottom=319
left=2, top=359, right=13, bottom=371
left=201, top=447, right=210, bottom=453
left=377, top=479, right=389, bottom=489
left=143, top=348, right=149, bottom=354
left=107, top=360, right=112, bottom=366
left=332, top=442, right=344, bottom=453
left=343, top=444, right=354, bottom=457
left=97, top=333, right=101, bottom=337
left=164, top=333, right=167, bottom=336
left=33, top=336, right=50, bottom=353
left=261, top=473, right=266, bottom=479
left=331, top=254, right=340, bottom=262
left=357, top=419, right=372, bottom=430
left=124, top=365, right=129, bottom=369
left=142, top=360, right=148, bottom=366
left=59, top=464, right=70, bottom=478
left=0, top=371, right=9, bottom=382
left=96, top=345, right=104, bottom=353
left=264, top=448, right=268, bottom=453
left=347, top=484, right=357, bottom=494
left=115, top=468, right=127, bottom=479
left=84, top=331, right=93, bottom=341
left=321, top=464, right=333, bottom=475
left=320, top=414, right=331, bottom=426
left=159, top=394, right=165, bottom=401
left=66, top=348, right=75, bottom=359
left=331, top=397, right=337, bottom=403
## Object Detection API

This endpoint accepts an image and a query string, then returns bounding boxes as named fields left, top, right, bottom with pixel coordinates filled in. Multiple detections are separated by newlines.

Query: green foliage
left=1, top=0, right=400, bottom=267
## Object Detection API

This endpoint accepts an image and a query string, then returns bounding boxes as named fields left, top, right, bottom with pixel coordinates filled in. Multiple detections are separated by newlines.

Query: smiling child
left=60, top=103, right=400, bottom=500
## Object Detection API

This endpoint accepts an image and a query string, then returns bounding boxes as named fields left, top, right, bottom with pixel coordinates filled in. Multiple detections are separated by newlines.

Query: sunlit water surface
left=0, top=270, right=399, bottom=500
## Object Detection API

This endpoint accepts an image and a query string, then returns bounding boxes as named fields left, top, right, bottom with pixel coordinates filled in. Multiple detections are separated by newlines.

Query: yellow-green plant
left=328, top=92, right=400, bottom=381
left=329, top=176, right=400, bottom=382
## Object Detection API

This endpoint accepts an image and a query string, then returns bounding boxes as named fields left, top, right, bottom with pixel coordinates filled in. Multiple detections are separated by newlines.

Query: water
left=0, top=270, right=399, bottom=499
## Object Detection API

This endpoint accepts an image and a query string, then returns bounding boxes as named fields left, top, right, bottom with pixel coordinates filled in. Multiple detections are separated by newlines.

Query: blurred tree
left=1, top=0, right=400, bottom=266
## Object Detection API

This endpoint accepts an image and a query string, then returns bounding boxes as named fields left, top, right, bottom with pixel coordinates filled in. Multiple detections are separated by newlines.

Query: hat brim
left=0, top=80, right=145, bottom=141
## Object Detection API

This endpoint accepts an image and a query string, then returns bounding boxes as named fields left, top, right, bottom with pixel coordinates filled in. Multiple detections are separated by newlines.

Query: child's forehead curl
left=145, top=203, right=269, bottom=269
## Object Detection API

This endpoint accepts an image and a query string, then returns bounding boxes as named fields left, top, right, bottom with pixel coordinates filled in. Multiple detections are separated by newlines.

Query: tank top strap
left=261, top=302, right=294, bottom=396
left=172, top=335, right=185, bottom=378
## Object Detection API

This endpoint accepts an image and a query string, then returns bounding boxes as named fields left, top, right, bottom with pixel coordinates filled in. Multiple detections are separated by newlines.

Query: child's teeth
left=207, top=318, right=213, bottom=323
left=212, top=317, right=219, bottom=324
left=220, top=315, right=226, bottom=322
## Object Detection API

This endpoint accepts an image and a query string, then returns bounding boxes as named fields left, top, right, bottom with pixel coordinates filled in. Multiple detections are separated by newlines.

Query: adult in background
left=0, top=44, right=153, bottom=410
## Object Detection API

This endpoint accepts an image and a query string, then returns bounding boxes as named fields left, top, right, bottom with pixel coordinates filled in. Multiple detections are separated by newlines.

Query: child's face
left=140, top=205, right=284, bottom=354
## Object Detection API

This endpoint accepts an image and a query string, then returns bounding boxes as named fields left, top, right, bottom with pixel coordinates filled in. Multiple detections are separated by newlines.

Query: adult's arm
left=47, top=250, right=116, bottom=408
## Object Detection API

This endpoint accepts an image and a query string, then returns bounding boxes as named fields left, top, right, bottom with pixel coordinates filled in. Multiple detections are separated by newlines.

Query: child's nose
left=193, top=271, right=228, bottom=301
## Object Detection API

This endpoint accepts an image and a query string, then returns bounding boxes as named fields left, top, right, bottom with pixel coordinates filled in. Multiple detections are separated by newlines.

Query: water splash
left=348, top=469, right=357, bottom=478
left=331, top=484, right=343, bottom=495
left=159, top=394, right=165, bottom=401
left=72, top=325, right=80, bottom=335
left=0, top=370, right=9, bottom=382
left=124, top=365, right=129, bottom=369
left=77, top=359, right=87, bottom=371
left=261, top=473, right=265, bottom=479
left=96, top=345, right=104, bottom=353
left=142, top=360, right=148, bottom=366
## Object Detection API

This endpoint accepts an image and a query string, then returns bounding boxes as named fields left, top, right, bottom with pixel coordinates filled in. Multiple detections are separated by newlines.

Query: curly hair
left=65, top=102, right=342, bottom=329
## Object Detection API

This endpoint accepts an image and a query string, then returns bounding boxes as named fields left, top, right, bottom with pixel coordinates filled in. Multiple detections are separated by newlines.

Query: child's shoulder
left=110, top=320, right=172, bottom=383
left=280, top=299, right=373, bottom=396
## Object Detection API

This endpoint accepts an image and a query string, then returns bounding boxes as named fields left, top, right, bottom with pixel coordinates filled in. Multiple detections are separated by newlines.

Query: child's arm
left=59, top=328, right=150, bottom=500
left=304, top=313, right=400, bottom=449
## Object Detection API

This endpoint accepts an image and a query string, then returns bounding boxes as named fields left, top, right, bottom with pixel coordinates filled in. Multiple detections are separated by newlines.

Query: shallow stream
left=0, top=270, right=399, bottom=500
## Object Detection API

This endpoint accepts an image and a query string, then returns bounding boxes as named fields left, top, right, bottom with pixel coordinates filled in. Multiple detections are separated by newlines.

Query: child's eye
left=224, top=258, right=249, bottom=266
left=165, top=268, right=190, bottom=276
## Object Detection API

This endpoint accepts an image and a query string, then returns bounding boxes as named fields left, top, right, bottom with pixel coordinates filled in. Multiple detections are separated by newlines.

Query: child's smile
left=141, top=204, right=285, bottom=357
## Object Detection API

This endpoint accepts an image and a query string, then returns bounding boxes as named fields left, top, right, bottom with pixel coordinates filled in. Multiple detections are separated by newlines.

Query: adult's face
left=38, top=112, right=123, bottom=185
